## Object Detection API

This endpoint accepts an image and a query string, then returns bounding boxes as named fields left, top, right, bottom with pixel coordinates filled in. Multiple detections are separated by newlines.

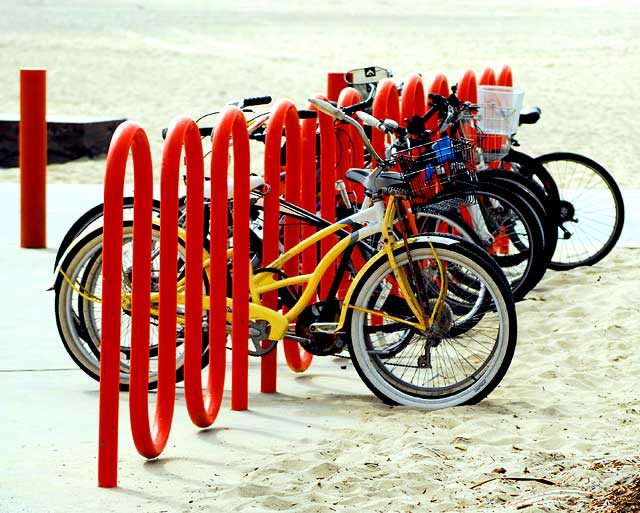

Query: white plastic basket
left=477, top=85, right=525, bottom=135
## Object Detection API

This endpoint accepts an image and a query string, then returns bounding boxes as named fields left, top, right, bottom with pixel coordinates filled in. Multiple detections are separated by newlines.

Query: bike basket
left=461, top=106, right=514, bottom=162
left=477, top=85, right=525, bottom=135
left=394, top=137, right=477, bottom=203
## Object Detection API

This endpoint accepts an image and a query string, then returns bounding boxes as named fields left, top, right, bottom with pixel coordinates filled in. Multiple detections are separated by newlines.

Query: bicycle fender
left=336, top=234, right=460, bottom=331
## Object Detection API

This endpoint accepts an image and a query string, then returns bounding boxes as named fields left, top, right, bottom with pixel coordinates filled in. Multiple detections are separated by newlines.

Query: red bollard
left=498, top=65, right=513, bottom=87
left=20, top=68, right=47, bottom=248
left=327, top=72, right=348, bottom=102
left=480, top=67, right=497, bottom=86
left=99, top=121, right=154, bottom=487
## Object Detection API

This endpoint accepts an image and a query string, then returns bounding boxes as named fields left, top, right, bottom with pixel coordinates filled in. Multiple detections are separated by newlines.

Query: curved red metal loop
left=457, top=69, right=478, bottom=104
left=429, top=73, right=450, bottom=97
left=498, top=65, right=513, bottom=87
left=428, top=74, right=450, bottom=134
left=400, top=73, right=426, bottom=124
left=265, top=99, right=314, bottom=374
left=301, top=101, right=319, bottom=280
left=129, top=115, right=193, bottom=459
left=99, top=121, right=153, bottom=486
left=337, top=87, right=364, bottom=195
left=480, top=67, right=497, bottom=86
left=156, top=117, right=215, bottom=429
left=371, top=78, right=400, bottom=159
left=211, top=107, right=253, bottom=410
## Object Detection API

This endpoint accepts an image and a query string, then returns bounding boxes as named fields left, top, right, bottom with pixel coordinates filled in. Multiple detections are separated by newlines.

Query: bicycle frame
left=132, top=194, right=447, bottom=343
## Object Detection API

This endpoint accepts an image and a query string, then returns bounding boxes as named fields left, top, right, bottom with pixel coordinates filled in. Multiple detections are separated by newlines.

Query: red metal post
left=98, top=121, right=154, bottom=487
left=19, top=69, right=47, bottom=248
left=327, top=72, right=348, bottom=102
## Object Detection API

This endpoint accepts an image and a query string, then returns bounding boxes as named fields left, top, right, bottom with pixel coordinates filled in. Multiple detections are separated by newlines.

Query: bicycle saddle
left=345, top=168, right=406, bottom=190
left=518, top=106, right=541, bottom=125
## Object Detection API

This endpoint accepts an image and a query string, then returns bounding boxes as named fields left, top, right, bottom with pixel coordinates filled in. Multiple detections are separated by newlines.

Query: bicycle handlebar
left=242, top=96, right=272, bottom=107
left=356, top=111, right=381, bottom=129
left=161, top=126, right=213, bottom=140
left=307, top=98, right=347, bottom=121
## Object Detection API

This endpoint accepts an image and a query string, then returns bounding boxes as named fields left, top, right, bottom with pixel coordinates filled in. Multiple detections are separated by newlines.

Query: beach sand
left=0, top=1, right=638, bottom=512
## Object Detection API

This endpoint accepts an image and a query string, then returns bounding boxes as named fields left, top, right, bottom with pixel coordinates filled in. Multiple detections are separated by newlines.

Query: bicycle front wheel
left=347, top=239, right=517, bottom=409
left=535, top=152, right=625, bottom=269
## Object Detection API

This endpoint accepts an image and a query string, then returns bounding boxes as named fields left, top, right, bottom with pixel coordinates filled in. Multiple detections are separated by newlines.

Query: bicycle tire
left=534, top=152, right=625, bottom=270
left=347, top=238, right=517, bottom=408
left=428, top=180, right=548, bottom=301
left=54, top=223, right=208, bottom=390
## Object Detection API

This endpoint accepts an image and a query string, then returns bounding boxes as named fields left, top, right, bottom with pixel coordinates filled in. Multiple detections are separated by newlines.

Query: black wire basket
left=394, top=137, right=478, bottom=204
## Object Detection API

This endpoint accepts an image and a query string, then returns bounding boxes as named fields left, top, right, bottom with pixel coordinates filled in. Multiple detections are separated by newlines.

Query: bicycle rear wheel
left=347, top=239, right=517, bottom=409
left=54, top=223, right=208, bottom=390
left=535, top=152, right=625, bottom=269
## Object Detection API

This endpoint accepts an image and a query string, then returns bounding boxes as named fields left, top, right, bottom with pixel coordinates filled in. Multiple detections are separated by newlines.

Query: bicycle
left=479, top=91, right=625, bottom=270
left=55, top=98, right=518, bottom=408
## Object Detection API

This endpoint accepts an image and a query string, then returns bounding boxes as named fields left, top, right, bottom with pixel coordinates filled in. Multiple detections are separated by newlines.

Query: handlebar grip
left=307, top=98, right=346, bottom=120
left=297, top=109, right=318, bottom=119
left=243, top=96, right=272, bottom=107
left=356, top=111, right=381, bottom=129
left=163, top=126, right=213, bottom=139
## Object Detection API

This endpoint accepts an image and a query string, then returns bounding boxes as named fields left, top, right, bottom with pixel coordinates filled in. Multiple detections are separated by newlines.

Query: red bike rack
left=99, top=105, right=254, bottom=486
left=457, top=69, right=478, bottom=104
left=400, top=73, right=426, bottom=123
left=430, top=73, right=449, bottom=96
left=428, top=74, right=449, bottom=134
left=337, top=87, right=364, bottom=198
left=498, top=65, right=513, bottom=87
left=99, top=121, right=154, bottom=487
left=480, top=67, right=497, bottom=86
left=371, top=78, right=400, bottom=159
left=263, top=99, right=314, bottom=379
left=208, top=108, right=252, bottom=412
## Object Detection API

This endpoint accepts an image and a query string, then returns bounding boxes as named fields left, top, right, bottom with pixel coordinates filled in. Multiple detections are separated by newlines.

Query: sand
left=0, top=1, right=638, bottom=512
left=1, top=0, right=640, bottom=187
